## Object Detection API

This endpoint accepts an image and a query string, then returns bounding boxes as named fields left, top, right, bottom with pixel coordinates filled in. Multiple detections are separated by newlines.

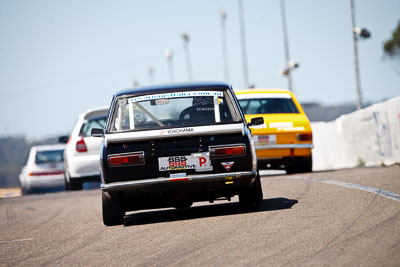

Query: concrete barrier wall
left=312, top=96, right=400, bottom=171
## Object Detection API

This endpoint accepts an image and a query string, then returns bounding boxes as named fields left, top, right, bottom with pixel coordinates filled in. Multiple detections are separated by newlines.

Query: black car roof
left=115, top=81, right=231, bottom=98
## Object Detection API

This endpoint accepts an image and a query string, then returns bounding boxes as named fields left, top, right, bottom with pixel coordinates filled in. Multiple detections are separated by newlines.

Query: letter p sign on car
left=199, top=157, right=207, bottom=167
left=193, top=152, right=213, bottom=172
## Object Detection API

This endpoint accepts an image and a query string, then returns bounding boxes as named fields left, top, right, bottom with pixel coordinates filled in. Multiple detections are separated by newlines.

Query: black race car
left=92, top=81, right=264, bottom=226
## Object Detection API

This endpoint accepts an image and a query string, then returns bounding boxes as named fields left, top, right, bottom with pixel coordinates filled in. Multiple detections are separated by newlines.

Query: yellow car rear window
left=238, top=98, right=299, bottom=114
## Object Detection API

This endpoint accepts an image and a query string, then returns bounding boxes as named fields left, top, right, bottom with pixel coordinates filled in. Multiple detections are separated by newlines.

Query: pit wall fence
left=311, top=96, right=400, bottom=171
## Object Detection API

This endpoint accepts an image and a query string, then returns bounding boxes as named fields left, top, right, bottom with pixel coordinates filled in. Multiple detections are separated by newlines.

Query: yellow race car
left=235, top=89, right=313, bottom=173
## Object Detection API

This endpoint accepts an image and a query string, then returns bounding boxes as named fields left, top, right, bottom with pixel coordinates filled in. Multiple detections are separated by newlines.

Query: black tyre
left=285, top=165, right=296, bottom=174
left=65, top=171, right=83, bottom=191
left=21, top=187, right=30, bottom=195
left=301, top=156, right=312, bottom=173
left=239, top=174, right=263, bottom=209
left=69, top=179, right=83, bottom=191
left=64, top=171, right=71, bottom=190
left=102, top=191, right=125, bottom=226
left=285, top=156, right=312, bottom=174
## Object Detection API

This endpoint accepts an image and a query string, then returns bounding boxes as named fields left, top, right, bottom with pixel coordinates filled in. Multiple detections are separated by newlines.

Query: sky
left=0, top=0, right=399, bottom=138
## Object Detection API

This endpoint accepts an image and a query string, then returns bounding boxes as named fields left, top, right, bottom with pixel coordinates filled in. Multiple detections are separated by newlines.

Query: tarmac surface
left=1, top=166, right=400, bottom=266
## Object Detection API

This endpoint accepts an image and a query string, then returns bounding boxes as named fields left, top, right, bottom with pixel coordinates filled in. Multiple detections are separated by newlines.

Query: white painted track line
left=0, top=238, right=34, bottom=244
left=285, top=176, right=400, bottom=203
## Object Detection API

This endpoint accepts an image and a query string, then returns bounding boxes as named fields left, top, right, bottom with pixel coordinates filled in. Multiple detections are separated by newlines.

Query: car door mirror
left=58, top=135, right=69, bottom=144
left=91, top=128, right=104, bottom=137
left=249, top=117, right=264, bottom=126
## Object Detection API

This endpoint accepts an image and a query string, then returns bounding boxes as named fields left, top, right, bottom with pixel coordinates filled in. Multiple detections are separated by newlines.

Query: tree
left=383, top=21, right=400, bottom=74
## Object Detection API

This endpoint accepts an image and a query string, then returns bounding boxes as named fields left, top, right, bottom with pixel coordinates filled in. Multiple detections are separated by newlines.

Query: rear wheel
left=239, top=173, right=263, bottom=209
left=65, top=171, right=83, bottom=190
left=285, top=156, right=312, bottom=174
left=21, top=186, right=30, bottom=195
left=64, top=171, right=71, bottom=190
left=285, top=165, right=296, bottom=174
left=301, top=156, right=312, bottom=173
left=69, top=179, right=83, bottom=190
left=102, top=191, right=125, bottom=226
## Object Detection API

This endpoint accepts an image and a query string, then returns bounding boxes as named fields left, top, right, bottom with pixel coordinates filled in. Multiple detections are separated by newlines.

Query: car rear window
left=238, top=95, right=299, bottom=114
left=79, top=117, right=107, bottom=137
left=35, top=150, right=64, bottom=164
left=109, top=89, right=241, bottom=133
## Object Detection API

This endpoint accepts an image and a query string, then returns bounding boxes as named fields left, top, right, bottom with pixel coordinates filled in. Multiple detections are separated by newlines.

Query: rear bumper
left=256, top=143, right=313, bottom=159
left=70, top=175, right=100, bottom=183
left=101, top=171, right=257, bottom=193
left=255, top=143, right=313, bottom=150
left=66, top=154, right=100, bottom=178
left=20, top=175, right=65, bottom=190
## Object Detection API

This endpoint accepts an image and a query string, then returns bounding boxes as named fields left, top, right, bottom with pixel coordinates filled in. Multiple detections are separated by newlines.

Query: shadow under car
left=122, top=197, right=298, bottom=227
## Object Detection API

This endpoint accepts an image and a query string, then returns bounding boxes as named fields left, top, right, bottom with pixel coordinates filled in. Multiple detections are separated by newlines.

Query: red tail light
left=76, top=137, right=87, bottom=152
left=296, top=133, right=312, bottom=141
left=108, top=152, right=145, bottom=167
left=210, top=144, right=246, bottom=159
left=29, top=171, right=64, bottom=176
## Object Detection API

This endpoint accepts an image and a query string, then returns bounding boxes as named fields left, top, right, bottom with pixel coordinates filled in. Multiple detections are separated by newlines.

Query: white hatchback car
left=19, top=144, right=66, bottom=194
left=60, top=106, right=108, bottom=190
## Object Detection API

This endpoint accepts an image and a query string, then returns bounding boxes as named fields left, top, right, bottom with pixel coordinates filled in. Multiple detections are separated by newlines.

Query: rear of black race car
left=97, top=82, right=263, bottom=226
left=100, top=125, right=262, bottom=225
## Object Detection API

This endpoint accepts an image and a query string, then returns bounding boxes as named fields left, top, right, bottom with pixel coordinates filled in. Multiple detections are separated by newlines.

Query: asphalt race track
left=1, top=167, right=400, bottom=266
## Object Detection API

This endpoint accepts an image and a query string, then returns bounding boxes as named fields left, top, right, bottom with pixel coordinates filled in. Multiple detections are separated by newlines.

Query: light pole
left=350, top=0, right=370, bottom=110
left=164, top=48, right=174, bottom=83
left=238, top=0, right=249, bottom=88
left=280, top=0, right=295, bottom=92
left=181, top=32, right=193, bottom=81
left=280, top=60, right=299, bottom=76
left=219, top=9, right=229, bottom=82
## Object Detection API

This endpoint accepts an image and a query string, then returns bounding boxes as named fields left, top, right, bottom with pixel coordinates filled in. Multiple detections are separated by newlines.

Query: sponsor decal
left=167, top=128, right=194, bottom=134
left=129, top=91, right=223, bottom=103
left=158, top=155, right=195, bottom=171
left=159, top=128, right=194, bottom=135
left=196, top=107, right=214, bottom=111
left=158, top=153, right=212, bottom=172
left=221, top=161, right=234, bottom=171
left=160, top=166, right=195, bottom=171
left=164, top=156, right=194, bottom=171
left=269, top=122, right=293, bottom=128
